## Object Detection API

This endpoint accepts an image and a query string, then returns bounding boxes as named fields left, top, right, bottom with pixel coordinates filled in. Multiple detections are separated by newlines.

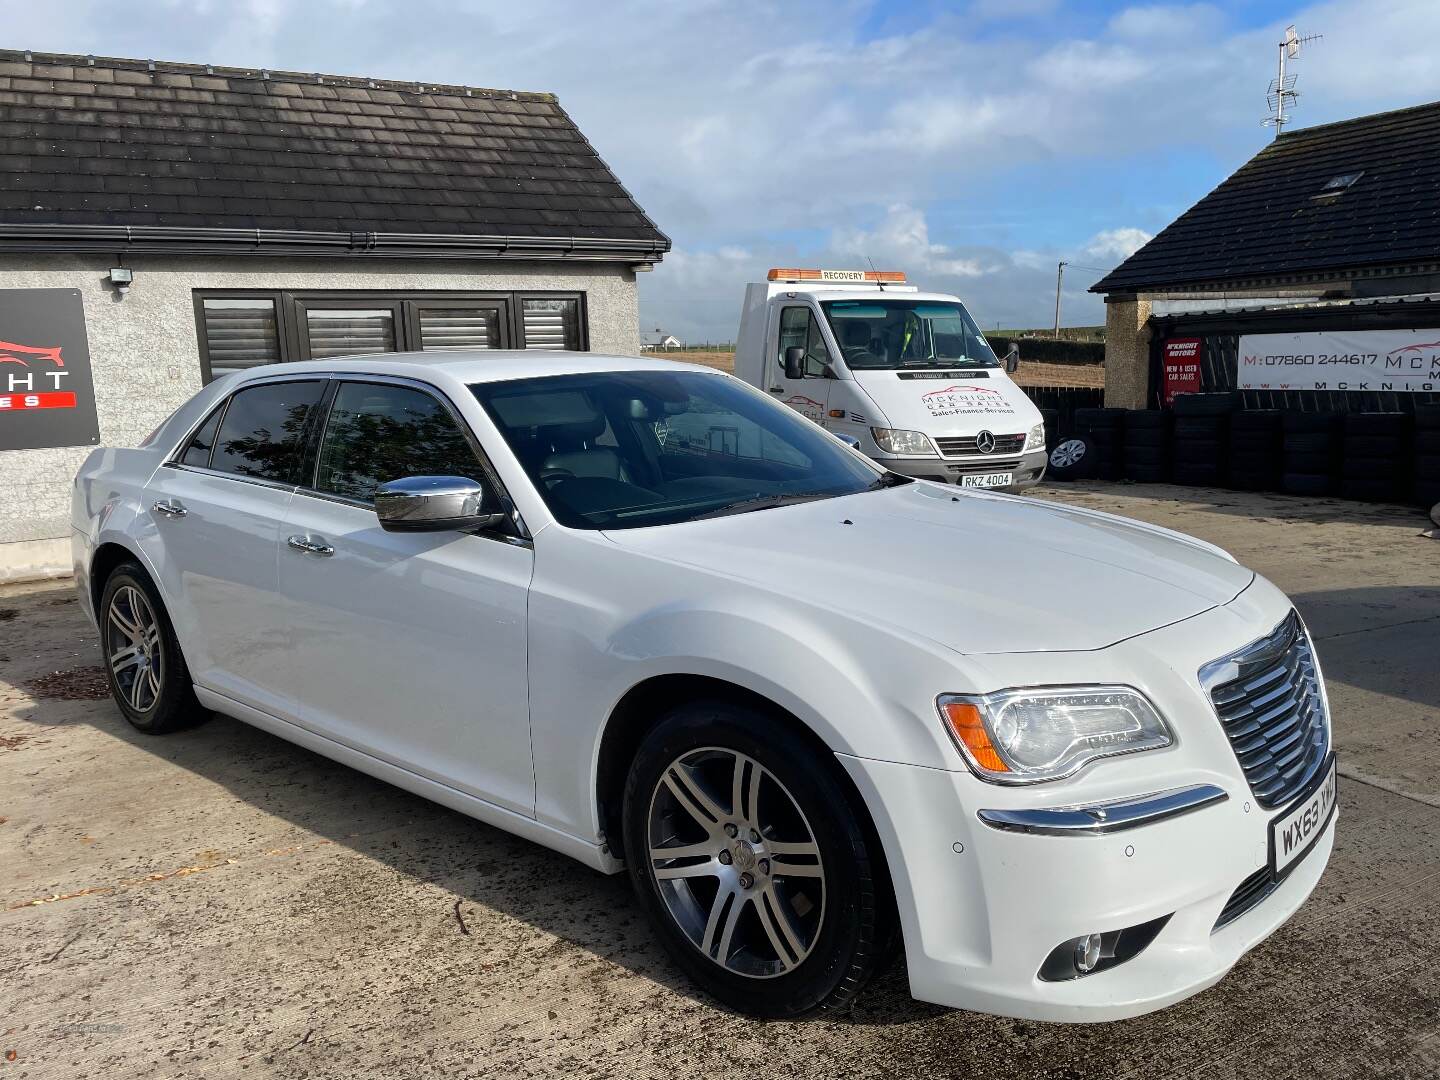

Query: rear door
left=769, top=304, right=831, bottom=426
left=141, top=377, right=327, bottom=713
left=271, top=377, right=536, bottom=814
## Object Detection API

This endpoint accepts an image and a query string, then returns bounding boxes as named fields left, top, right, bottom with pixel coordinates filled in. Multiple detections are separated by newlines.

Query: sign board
left=0, top=289, right=100, bottom=451
left=1238, top=329, right=1440, bottom=393
left=1161, top=337, right=1203, bottom=406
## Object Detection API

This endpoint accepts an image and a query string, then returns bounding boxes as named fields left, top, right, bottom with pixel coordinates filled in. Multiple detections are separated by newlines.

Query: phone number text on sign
left=1239, top=330, right=1440, bottom=392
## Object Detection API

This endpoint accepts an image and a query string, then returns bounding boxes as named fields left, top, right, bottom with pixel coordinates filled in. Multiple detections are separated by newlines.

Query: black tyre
left=1285, top=432, right=1337, bottom=456
left=1415, top=431, right=1440, bottom=456
left=1229, top=469, right=1279, bottom=491
left=1173, top=462, right=1223, bottom=486
left=1283, top=412, right=1342, bottom=434
left=1346, top=435, right=1405, bottom=458
left=1230, top=431, right=1281, bottom=453
left=1414, top=403, right=1440, bottom=431
left=1124, top=428, right=1169, bottom=449
left=1048, top=436, right=1098, bottom=480
left=1231, top=410, right=1283, bottom=433
left=1074, top=407, right=1125, bottom=430
left=1173, top=438, right=1222, bottom=462
left=1123, top=410, right=1170, bottom=430
left=1344, top=412, right=1409, bottom=436
left=623, top=701, right=896, bottom=1018
left=1282, top=472, right=1333, bottom=496
left=1175, top=416, right=1226, bottom=440
left=1172, top=392, right=1238, bottom=417
left=98, top=562, right=205, bottom=734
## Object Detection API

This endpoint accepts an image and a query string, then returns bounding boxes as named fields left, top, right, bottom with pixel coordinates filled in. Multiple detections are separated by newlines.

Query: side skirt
left=193, top=686, right=623, bottom=874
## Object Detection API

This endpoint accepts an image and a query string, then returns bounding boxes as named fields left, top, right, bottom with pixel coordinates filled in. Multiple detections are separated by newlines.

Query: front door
left=272, top=378, right=535, bottom=815
left=140, top=377, right=327, bottom=714
left=770, top=305, right=831, bottom=427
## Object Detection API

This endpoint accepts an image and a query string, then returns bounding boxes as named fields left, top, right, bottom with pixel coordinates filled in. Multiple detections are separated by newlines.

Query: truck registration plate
left=961, top=473, right=1013, bottom=489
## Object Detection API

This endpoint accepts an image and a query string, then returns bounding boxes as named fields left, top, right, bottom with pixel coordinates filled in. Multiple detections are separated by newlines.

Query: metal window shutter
left=305, top=310, right=396, bottom=359
left=419, top=307, right=501, bottom=350
left=202, top=301, right=281, bottom=378
left=522, top=299, right=579, bottom=350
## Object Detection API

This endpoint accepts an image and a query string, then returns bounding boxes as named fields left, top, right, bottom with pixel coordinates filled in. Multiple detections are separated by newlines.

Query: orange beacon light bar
left=767, top=268, right=907, bottom=283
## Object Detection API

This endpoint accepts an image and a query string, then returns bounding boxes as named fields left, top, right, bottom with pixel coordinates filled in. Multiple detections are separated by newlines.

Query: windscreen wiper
left=689, top=490, right=835, bottom=521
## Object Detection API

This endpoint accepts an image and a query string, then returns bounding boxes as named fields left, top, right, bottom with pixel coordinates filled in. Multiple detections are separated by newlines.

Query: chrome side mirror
left=374, top=475, right=505, bottom=532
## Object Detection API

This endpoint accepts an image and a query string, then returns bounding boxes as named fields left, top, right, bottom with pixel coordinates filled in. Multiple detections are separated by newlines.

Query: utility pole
left=1053, top=261, right=1066, bottom=339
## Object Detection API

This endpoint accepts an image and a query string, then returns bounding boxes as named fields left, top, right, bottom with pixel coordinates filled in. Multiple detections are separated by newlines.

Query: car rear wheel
left=622, top=701, right=895, bottom=1017
left=100, top=563, right=204, bottom=734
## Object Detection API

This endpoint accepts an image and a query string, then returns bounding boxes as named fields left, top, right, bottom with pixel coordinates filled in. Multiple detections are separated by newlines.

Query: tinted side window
left=211, top=380, right=326, bottom=483
left=314, top=382, right=485, bottom=503
left=180, top=404, right=224, bottom=467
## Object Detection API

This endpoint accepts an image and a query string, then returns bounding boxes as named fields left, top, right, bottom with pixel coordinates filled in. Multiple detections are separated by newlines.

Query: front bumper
left=837, top=588, right=1336, bottom=1022
left=879, top=447, right=1047, bottom=490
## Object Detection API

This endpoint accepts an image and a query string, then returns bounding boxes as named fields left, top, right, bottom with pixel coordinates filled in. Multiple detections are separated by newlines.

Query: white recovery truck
left=733, top=269, right=1047, bottom=490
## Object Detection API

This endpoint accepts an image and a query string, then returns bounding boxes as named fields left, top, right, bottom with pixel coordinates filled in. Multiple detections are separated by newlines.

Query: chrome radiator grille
left=935, top=433, right=1026, bottom=457
left=1200, top=611, right=1329, bottom=811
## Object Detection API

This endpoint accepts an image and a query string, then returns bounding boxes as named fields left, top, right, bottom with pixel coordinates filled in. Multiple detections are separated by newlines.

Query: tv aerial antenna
left=1264, top=25, right=1321, bottom=137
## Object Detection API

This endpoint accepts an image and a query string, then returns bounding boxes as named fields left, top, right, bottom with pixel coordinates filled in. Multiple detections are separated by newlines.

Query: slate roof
left=1093, top=101, right=1440, bottom=293
left=0, top=49, right=668, bottom=261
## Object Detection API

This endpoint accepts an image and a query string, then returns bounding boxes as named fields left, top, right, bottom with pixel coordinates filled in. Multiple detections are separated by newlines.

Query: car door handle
left=152, top=499, right=187, bottom=518
left=287, top=534, right=335, bottom=557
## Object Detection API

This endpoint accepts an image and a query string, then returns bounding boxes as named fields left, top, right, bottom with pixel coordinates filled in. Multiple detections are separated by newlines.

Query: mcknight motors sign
left=0, top=289, right=101, bottom=451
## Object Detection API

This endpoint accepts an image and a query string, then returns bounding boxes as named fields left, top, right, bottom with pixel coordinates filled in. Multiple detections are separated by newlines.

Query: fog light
left=1074, top=932, right=1103, bottom=974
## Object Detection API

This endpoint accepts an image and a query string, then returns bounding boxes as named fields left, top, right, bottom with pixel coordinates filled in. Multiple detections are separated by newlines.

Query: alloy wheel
left=106, top=584, right=164, bottom=713
left=1051, top=438, right=1087, bottom=468
left=646, top=747, right=825, bottom=979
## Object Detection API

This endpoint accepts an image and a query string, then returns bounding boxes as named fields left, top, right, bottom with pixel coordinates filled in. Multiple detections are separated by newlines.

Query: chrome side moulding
left=977, top=783, right=1229, bottom=837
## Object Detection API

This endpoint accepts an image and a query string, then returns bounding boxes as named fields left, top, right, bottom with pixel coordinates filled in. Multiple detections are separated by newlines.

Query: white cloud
left=1083, top=227, right=1154, bottom=262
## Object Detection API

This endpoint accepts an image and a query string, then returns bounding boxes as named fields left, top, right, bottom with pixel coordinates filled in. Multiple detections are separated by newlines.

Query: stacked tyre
left=1341, top=413, right=1411, bottom=503
left=1039, top=408, right=1061, bottom=452
left=1281, top=413, right=1341, bottom=495
left=1414, top=403, right=1440, bottom=508
left=1072, top=407, right=1126, bottom=480
left=1227, top=410, right=1283, bottom=491
left=1122, top=410, right=1171, bottom=482
left=1171, top=393, right=1237, bottom=486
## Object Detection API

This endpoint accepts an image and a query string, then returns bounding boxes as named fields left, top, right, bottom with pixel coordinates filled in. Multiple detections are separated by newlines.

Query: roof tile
left=0, top=48, right=665, bottom=251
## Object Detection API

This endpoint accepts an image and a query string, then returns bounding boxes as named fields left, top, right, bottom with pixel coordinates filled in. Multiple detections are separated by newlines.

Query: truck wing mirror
left=1004, top=343, right=1020, bottom=374
left=783, top=345, right=806, bottom=380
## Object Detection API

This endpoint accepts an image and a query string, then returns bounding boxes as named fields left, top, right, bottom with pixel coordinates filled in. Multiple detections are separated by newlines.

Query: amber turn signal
left=941, top=701, right=1010, bottom=774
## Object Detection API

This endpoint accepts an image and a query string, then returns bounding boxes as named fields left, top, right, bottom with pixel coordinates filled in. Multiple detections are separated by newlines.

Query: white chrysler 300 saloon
left=72, top=351, right=1337, bottom=1021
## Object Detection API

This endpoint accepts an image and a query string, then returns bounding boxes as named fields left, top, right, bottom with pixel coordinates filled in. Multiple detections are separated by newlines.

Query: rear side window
left=211, top=380, right=326, bottom=483
left=314, top=382, right=486, bottom=503
left=180, top=405, right=224, bottom=468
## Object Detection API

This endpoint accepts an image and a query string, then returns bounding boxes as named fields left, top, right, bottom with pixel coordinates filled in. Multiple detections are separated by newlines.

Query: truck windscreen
left=822, top=300, right=1000, bottom=370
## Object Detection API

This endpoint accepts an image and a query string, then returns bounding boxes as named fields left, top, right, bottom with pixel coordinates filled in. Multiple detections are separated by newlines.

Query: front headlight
left=938, top=686, right=1173, bottom=784
left=1024, top=421, right=1046, bottom=451
left=870, top=427, right=936, bottom=456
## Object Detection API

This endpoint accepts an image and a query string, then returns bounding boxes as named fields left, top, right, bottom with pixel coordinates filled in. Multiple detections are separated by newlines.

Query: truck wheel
left=622, top=701, right=895, bottom=1018
left=1048, top=437, right=1098, bottom=480
left=99, top=563, right=205, bottom=734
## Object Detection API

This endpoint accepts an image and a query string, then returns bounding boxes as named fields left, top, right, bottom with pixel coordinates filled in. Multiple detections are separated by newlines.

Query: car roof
left=242, top=350, right=720, bottom=385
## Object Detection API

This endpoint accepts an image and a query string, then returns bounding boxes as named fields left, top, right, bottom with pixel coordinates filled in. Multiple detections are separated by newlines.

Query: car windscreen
left=472, top=370, right=889, bottom=530
left=823, top=299, right=999, bottom=370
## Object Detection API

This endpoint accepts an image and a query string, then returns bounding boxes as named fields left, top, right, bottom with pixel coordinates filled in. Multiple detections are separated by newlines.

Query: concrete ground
left=2, top=483, right=1438, bottom=1079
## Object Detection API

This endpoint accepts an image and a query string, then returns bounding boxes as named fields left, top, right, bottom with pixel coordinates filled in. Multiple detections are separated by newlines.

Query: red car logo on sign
left=0, top=340, right=65, bottom=367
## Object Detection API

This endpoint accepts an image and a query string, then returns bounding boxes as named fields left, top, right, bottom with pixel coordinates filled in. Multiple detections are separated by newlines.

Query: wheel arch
left=594, top=673, right=892, bottom=891
left=89, top=540, right=149, bottom=616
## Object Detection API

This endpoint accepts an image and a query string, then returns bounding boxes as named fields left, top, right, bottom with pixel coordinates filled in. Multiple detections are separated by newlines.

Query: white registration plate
left=960, top=472, right=1013, bottom=489
left=1270, top=758, right=1338, bottom=875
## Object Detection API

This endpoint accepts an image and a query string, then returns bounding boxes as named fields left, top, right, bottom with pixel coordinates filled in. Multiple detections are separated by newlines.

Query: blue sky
left=8, top=0, right=1440, bottom=338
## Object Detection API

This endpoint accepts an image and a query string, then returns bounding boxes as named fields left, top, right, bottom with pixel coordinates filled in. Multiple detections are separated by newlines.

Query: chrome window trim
left=976, top=783, right=1229, bottom=836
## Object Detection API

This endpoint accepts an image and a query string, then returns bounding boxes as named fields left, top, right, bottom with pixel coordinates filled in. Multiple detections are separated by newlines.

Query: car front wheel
left=622, top=700, right=896, bottom=1017
left=99, top=562, right=204, bottom=734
